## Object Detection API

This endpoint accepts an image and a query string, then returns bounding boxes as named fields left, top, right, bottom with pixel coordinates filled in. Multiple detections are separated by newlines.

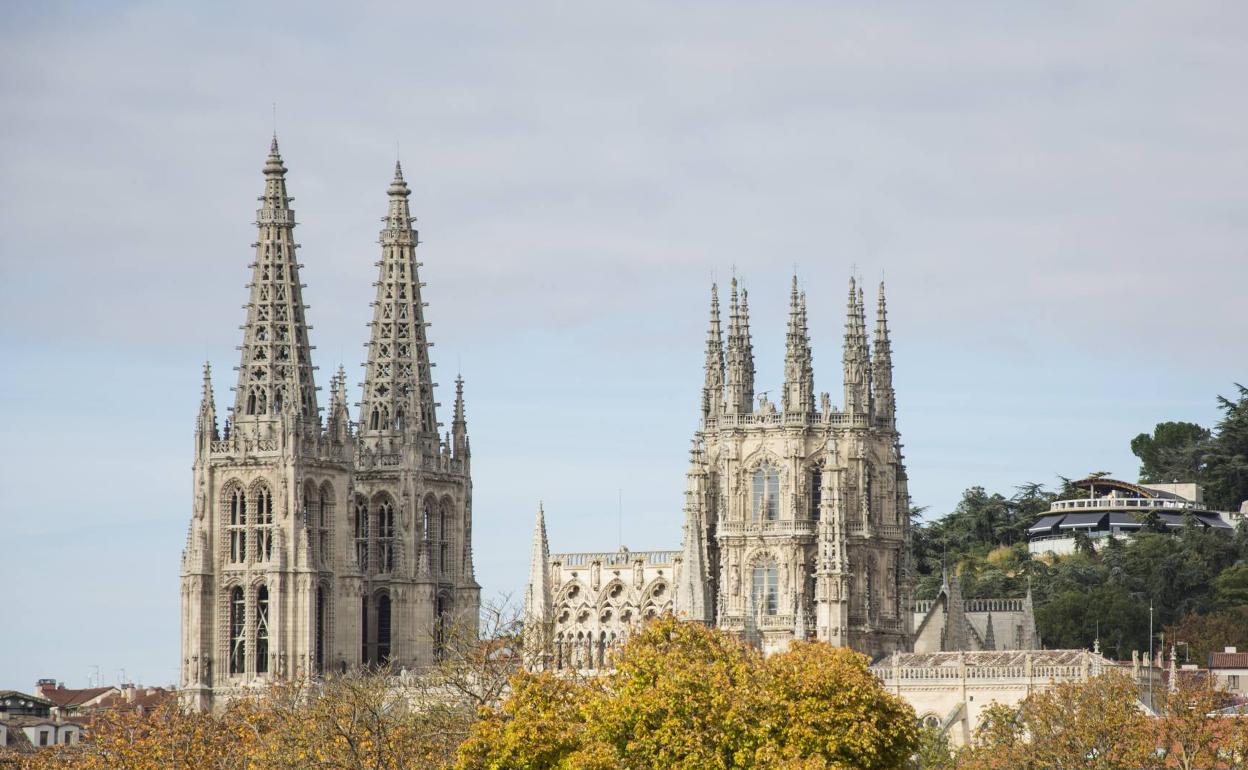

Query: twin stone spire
left=701, top=274, right=896, bottom=423
left=197, top=138, right=466, bottom=456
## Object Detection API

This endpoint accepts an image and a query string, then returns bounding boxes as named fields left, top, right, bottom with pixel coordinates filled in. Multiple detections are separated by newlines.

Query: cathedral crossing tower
left=180, top=140, right=478, bottom=711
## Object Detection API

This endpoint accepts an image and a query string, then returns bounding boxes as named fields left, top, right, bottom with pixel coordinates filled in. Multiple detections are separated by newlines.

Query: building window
left=377, top=499, right=395, bottom=573
left=809, top=468, right=822, bottom=521
left=752, top=465, right=780, bottom=521
left=439, top=502, right=451, bottom=577
left=354, top=500, right=369, bottom=571
left=255, top=586, right=270, bottom=674
left=318, top=483, right=333, bottom=568
left=228, top=488, right=247, bottom=563
left=229, top=587, right=246, bottom=675
left=376, top=594, right=391, bottom=665
left=314, top=587, right=325, bottom=675
left=256, top=485, right=274, bottom=561
left=361, top=596, right=370, bottom=666
left=1230, top=674, right=1241, bottom=690
left=752, top=563, right=778, bottom=615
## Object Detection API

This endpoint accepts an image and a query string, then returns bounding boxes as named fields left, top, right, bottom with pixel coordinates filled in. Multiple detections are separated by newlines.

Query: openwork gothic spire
left=725, top=279, right=756, bottom=414
left=232, top=136, right=319, bottom=424
left=782, top=275, right=815, bottom=413
left=358, top=161, right=438, bottom=453
left=701, top=284, right=725, bottom=422
left=873, top=282, right=895, bottom=421
left=842, top=276, right=871, bottom=414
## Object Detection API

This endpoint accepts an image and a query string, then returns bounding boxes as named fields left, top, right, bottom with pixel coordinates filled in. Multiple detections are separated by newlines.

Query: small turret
left=701, top=284, right=725, bottom=422
left=196, top=362, right=218, bottom=446
left=872, top=282, right=895, bottom=423
left=452, top=375, right=469, bottom=459
left=327, top=366, right=350, bottom=442
left=724, top=279, right=756, bottom=414
left=842, top=276, right=871, bottom=414
left=782, top=275, right=815, bottom=413
left=523, top=503, right=552, bottom=669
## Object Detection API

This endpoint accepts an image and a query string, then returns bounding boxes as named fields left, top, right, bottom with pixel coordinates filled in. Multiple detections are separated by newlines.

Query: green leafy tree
left=1130, top=422, right=1210, bottom=483
left=1204, top=385, right=1248, bottom=511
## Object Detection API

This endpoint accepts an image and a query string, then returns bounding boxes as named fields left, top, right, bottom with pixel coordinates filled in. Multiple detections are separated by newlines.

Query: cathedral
left=180, top=139, right=479, bottom=710
left=525, top=278, right=1036, bottom=669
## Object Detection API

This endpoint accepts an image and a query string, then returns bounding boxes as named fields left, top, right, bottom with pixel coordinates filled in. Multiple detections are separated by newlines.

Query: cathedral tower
left=676, top=275, right=912, bottom=658
left=181, top=141, right=477, bottom=711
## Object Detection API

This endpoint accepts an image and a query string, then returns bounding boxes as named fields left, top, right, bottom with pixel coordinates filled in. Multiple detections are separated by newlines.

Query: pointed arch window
left=752, top=561, right=778, bottom=616
left=318, top=483, right=333, bottom=568
left=228, top=488, right=247, bottom=563
left=377, top=499, right=395, bottom=573
left=228, top=587, right=246, bottom=675
left=255, top=485, right=274, bottom=562
left=439, top=501, right=451, bottom=577
left=369, top=407, right=381, bottom=431
left=376, top=593, right=391, bottom=664
left=314, top=586, right=326, bottom=675
left=255, top=586, right=270, bottom=674
left=354, top=500, right=370, bottom=572
left=751, top=465, right=780, bottom=521
left=422, top=501, right=434, bottom=543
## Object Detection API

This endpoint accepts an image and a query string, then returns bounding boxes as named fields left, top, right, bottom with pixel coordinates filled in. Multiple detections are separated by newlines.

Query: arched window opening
left=422, top=502, right=434, bottom=542
left=256, top=486, right=274, bottom=561
left=246, top=391, right=257, bottom=416
left=314, top=587, right=325, bottom=675
left=361, top=595, right=370, bottom=666
left=228, top=488, right=247, bottom=563
left=318, top=484, right=333, bottom=569
left=434, top=594, right=450, bottom=660
left=394, top=409, right=404, bottom=431
left=751, top=465, right=780, bottom=521
left=378, top=500, right=395, bottom=573
left=256, top=389, right=268, bottom=414
left=376, top=594, right=391, bottom=665
left=255, top=586, right=270, bottom=674
left=228, top=587, right=246, bottom=675
left=865, top=558, right=877, bottom=621
left=809, top=468, right=822, bottom=521
left=369, top=407, right=380, bottom=431
left=354, top=500, right=369, bottom=572
left=439, top=503, right=451, bottom=577
left=752, top=562, right=779, bottom=616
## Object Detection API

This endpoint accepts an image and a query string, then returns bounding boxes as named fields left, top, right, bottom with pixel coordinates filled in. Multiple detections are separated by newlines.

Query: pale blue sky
left=1, top=1, right=1245, bottom=690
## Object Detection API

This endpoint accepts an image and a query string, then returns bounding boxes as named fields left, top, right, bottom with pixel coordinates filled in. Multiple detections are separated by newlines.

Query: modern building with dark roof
left=1027, top=477, right=1238, bottom=556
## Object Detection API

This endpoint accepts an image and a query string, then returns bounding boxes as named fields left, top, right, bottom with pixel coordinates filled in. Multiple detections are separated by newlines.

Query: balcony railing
left=1048, top=497, right=1209, bottom=513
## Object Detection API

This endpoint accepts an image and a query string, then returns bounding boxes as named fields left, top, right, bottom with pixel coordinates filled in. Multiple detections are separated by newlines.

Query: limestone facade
left=527, top=275, right=920, bottom=662
left=871, top=650, right=1162, bottom=747
left=180, top=140, right=479, bottom=711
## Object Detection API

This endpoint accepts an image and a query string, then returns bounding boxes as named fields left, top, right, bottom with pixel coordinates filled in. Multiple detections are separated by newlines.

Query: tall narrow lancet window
left=228, top=488, right=247, bottom=563
left=228, top=587, right=246, bottom=675
left=439, top=502, right=451, bottom=577
left=433, top=595, right=448, bottom=660
left=361, top=596, right=370, bottom=666
left=751, top=562, right=779, bottom=615
left=318, top=484, right=333, bottom=568
left=376, top=594, right=391, bottom=664
left=256, top=485, right=274, bottom=561
left=377, top=499, right=395, bottom=573
left=423, top=500, right=435, bottom=572
left=809, top=468, right=822, bottom=521
left=255, top=586, right=270, bottom=674
left=354, top=500, right=369, bottom=572
left=751, top=465, right=780, bottom=521
left=314, top=587, right=325, bottom=675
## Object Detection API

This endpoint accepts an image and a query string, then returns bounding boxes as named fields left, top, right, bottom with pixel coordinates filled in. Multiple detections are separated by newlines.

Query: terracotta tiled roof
left=37, top=685, right=115, bottom=709
left=1210, top=652, right=1248, bottom=669
left=91, top=687, right=176, bottom=714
